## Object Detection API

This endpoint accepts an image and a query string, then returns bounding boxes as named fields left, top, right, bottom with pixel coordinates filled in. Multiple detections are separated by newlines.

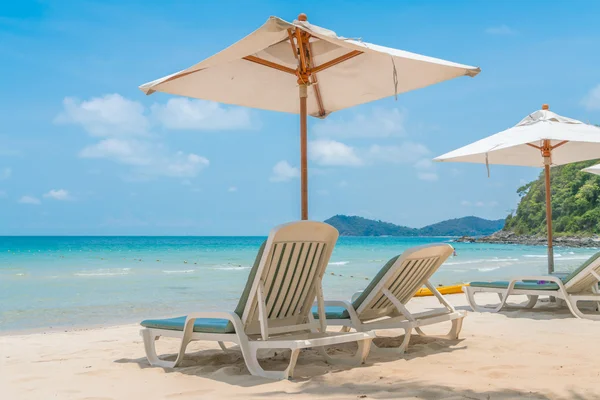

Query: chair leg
left=218, top=341, right=229, bottom=351
left=465, top=287, right=509, bottom=313
left=140, top=329, right=190, bottom=368
left=318, top=338, right=373, bottom=365
left=370, top=328, right=411, bottom=356
left=566, top=297, right=600, bottom=321
left=524, top=295, right=539, bottom=308
left=243, top=344, right=301, bottom=380
left=413, top=314, right=463, bottom=340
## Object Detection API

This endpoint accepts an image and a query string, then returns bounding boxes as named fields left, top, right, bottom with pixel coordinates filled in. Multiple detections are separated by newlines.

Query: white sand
left=2, top=293, right=600, bottom=400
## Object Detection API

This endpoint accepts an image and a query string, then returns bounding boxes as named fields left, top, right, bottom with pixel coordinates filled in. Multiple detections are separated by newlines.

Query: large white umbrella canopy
left=141, top=14, right=480, bottom=219
left=435, top=105, right=600, bottom=273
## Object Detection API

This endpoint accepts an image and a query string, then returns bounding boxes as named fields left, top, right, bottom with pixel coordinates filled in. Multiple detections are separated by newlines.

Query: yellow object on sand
left=415, top=283, right=469, bottom=297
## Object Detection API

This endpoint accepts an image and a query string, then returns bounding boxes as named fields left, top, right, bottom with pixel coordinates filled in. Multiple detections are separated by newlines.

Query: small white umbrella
left=140, top=14, right=480, bottom=220
left=582, top=164, right=600, bottom=175
left=435, top=105, right=600, bottom=273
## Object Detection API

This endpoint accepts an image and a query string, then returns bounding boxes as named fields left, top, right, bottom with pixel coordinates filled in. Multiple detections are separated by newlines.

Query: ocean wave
left=444, top=258, right=518, bottom=266
left=328, top=261, right=349, bottom=266
left=74, top=268, right=130, bottom=277
left=211, top=265, right=250, bottom=271
left=523, top=254, right=562, bottom=258
left=162, top=269, right=195, bottom=274
left=478, top=266, right=500, bottom=272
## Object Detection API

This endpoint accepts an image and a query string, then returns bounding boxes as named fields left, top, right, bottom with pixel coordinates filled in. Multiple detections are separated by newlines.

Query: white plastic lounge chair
left=465, top=252, right=600, bottom=320
left=140, top=221, right=374, bottom=380
left=314, top=244, right=466, bottom=355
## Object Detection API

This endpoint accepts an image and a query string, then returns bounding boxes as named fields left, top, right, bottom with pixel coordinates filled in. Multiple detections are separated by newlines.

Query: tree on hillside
left=504, top=159, right=600, bottom=236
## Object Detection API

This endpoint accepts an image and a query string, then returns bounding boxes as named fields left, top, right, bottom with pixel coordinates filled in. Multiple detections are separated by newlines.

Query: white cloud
left=18, top=195, right=41, bottom=205
left=582, top=84, right=600, bottom=111
left=55, top=94, right=149, bottom=136
left=462, top=200, right=498, bottom=207
left=228, top=186, right=237, bottom=192
left=413, top=158, right=439, bottom=181
left=57, top=94, right=254, bottom=180
left=0, top=167, right=11, bottom=180
left=309, top=139, right=363, bottom=166
left=151, top=98, right=253, bottom=131
left=43, top=189, right=72, bottom=201
left=367, top=142, right=430, bottom=164
left=313, top=108, right=405, bottom=138
left=270, top=161, right=299, bottom=182
left=79, top=139, right=209, bottom=178
left=339, top=180, right=348, bottom=188
left=417, top=172, right=439, bottom=181
left=485, top=25, right=516, bottom=35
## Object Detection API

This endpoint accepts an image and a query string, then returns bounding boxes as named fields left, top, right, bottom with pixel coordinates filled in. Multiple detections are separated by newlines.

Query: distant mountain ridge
left=324, top=215, right=504, bottom=237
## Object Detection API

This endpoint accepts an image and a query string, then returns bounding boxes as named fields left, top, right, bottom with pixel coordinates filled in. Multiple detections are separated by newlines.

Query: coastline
left=4, top=293, right=600, bottom=399
left=455, top=230, right=600, bottom=248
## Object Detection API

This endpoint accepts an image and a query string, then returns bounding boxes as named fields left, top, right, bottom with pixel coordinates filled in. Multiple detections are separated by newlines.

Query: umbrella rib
left=307, top=42, right=326, bottom=117
left=526, top=143, right=542, bottom=150
left=242, top=56, right=297, bottom=75
left=311, top=50, right=363, bottom=74
left=551, top=140, right=568, bottom=150
left=287, top=29, right=298, bottom=60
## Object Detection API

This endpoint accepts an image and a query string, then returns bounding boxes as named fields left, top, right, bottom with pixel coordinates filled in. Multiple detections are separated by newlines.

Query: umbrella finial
left=298, top=13, right=307, bottom=21
left=542, top=104, right=549, bottom=110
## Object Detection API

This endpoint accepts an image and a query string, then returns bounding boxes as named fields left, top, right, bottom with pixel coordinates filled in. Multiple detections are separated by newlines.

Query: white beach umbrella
left=582, top=164, right=600, bottom=176
left=140, top=14, right=480, bottom=220
left=435, top=105, right=600, bottom=273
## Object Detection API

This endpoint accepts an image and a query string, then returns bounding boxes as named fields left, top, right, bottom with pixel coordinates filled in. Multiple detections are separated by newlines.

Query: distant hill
left=324, top=215, right=504, bottom=237
left=324, top=215, right=418, bottom=236
left=419, top=216, right=505, bottom=236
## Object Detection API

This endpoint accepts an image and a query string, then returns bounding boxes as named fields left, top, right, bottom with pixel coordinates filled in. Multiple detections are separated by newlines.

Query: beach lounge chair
left=140, top=221, right=374, bottom=380
left=314, top=244, right=466, bottom=355
left=465, top=252, right=600, bottom=320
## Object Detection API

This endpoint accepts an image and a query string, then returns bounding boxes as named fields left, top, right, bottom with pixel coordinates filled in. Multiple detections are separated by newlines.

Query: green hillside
left=324, top=215, right=418, bottom=236
left=504, top=160, right=600, bottom=236
left=419, top=216, right=504, bottom=236
left=324, top=215, right=504, bottom=236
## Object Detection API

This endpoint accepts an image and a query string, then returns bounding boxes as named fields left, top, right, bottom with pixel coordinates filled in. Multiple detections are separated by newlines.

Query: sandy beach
left=3, top=293, right=600, bottom=400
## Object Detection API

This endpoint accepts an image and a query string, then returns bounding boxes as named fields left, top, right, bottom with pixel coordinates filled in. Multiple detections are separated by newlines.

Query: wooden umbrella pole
left=297, top=13, right=310, bottom=220
left=543, top=137, right=554, bottom=274
left=300, top=84, right=308, bottom=220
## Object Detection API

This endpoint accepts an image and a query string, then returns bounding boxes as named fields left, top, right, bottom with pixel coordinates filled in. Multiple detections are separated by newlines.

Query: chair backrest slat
left=353, top=244, right=454, bottom=321
left=239, top=221, right=338, bottom=336
left=565, top=252, right=600, bottom=293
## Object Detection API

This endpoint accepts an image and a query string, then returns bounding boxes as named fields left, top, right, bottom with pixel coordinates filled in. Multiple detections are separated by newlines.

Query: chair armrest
left=183, top=312, right=244, bottom=333
left=351, top=290, right=364, bottom=303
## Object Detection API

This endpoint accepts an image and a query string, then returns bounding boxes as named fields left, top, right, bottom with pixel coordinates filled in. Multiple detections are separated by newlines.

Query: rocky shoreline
left=454, top=230, right=600, bottom=248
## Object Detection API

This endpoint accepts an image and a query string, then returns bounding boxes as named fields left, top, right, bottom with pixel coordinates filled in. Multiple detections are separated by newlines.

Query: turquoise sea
left=0, top=236, right=597, bottom=332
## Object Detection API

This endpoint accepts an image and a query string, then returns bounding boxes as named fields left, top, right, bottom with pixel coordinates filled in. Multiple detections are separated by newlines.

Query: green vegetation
left=324, top=215, right=504, bottom=237
left=504, top=160, right=600, bottom=236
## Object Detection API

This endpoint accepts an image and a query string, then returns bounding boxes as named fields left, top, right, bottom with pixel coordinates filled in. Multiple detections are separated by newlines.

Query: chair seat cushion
left=311, top=305, right=351, bottom=320
left=470, top=281, right=560, bottom=290
left=141, top=316, right=235, bottom=334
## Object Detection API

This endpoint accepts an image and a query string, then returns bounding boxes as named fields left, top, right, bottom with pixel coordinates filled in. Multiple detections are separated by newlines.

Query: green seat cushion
left=470, top=281, right=559, bottom=290
left=140, top=316, right=235, bottom=334
left=311, top=305, right=350, bottom=320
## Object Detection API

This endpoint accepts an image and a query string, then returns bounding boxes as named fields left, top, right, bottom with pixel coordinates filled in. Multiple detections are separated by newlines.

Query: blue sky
left=1, top=0, right=600, bottom=235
